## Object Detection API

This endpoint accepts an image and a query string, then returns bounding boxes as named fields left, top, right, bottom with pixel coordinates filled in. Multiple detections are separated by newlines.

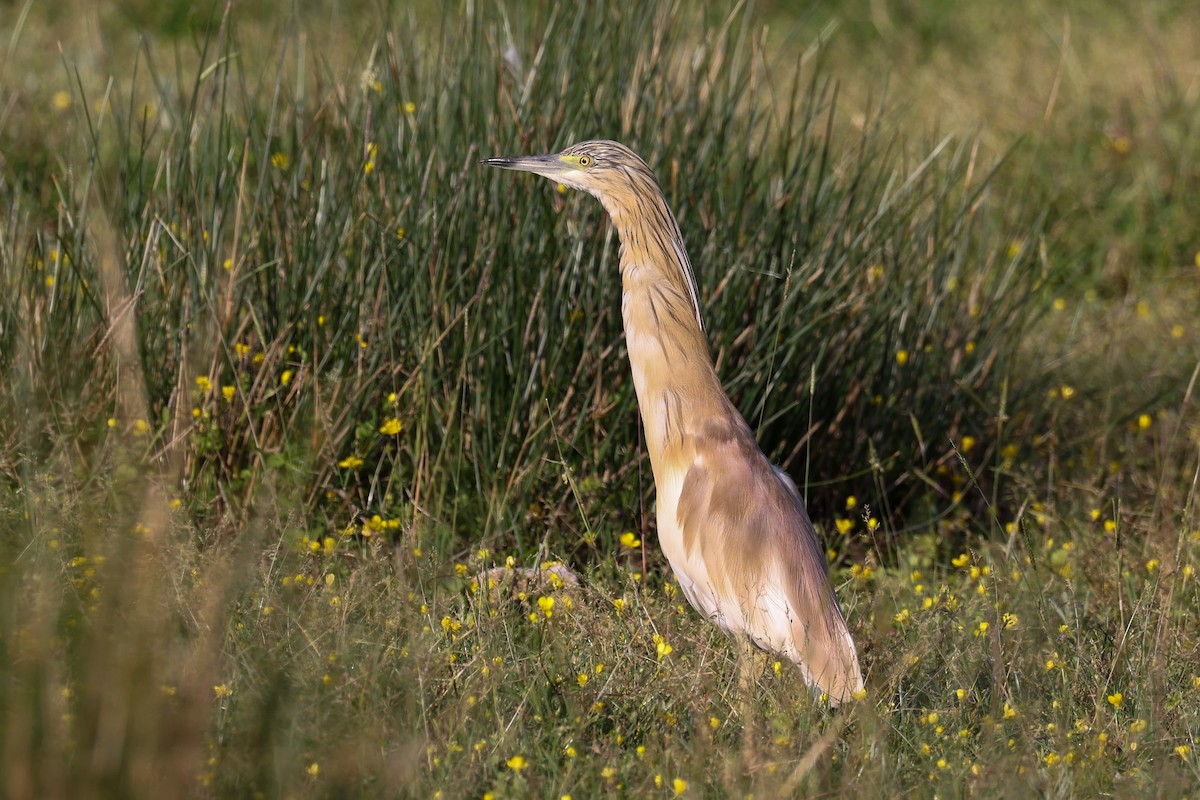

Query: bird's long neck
left=610, top=196, right=726, bottom=477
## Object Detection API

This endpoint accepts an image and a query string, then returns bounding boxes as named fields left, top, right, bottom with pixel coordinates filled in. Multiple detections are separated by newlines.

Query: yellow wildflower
left=653, top=633, right=673, bottom=659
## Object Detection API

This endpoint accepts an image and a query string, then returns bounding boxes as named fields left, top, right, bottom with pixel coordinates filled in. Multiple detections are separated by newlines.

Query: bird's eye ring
left=578, top=155, right=591, bottom=167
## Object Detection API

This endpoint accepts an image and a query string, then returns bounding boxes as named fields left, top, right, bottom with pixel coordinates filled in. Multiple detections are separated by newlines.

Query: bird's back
left=655, top=400, right=863, bottom=704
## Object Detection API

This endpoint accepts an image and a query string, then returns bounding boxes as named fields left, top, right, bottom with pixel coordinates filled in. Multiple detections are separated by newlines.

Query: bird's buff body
left=485, top=140, right=863, bottom=704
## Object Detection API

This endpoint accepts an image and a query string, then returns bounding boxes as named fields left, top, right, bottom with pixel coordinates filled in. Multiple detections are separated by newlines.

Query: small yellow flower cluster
left=297, top=534, right=336, bottom=556
left=849, top=563, right=875, bottom=581
left=359, top=514, right=401, bottom=537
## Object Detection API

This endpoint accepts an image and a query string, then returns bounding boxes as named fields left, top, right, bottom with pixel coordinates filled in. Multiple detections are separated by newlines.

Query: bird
left=484, top=140, right=863, bottom=705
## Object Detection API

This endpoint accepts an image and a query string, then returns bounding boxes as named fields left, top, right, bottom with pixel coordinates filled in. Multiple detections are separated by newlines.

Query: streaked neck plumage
left=596, top=175, right=725, bottom=477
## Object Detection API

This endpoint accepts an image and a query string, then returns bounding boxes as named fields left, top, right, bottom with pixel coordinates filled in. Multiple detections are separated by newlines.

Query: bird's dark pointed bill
left=481, top=153, right=564, bottom=173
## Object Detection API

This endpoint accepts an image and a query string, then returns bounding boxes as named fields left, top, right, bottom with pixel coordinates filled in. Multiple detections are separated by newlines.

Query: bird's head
left=483, top=139, right=656, bottom=220
left=484, top=138, right=704, bottom=328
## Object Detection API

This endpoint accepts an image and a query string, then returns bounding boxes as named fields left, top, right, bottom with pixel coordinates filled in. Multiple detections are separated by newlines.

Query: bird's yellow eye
left=578, top=155, right=591, bottom=167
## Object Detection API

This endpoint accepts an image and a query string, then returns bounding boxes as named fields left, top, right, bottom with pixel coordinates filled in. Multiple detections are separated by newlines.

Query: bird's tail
left=794, top=602, right=863, bottom=707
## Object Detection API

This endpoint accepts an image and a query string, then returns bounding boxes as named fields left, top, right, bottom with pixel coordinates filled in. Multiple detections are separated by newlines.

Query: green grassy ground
left=2, top=0, right=1198, bottom=796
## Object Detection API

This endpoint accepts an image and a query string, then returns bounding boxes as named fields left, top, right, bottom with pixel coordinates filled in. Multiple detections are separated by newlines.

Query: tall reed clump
left=3, top=0, right=1045, bottom=561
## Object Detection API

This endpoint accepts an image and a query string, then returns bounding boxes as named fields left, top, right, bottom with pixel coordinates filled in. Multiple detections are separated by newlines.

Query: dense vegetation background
left=1, top=0, right=1197, bottom=796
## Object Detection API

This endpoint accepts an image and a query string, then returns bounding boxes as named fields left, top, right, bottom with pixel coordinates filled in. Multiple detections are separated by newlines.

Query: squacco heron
left=485, top=140, right=863, bottom=705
